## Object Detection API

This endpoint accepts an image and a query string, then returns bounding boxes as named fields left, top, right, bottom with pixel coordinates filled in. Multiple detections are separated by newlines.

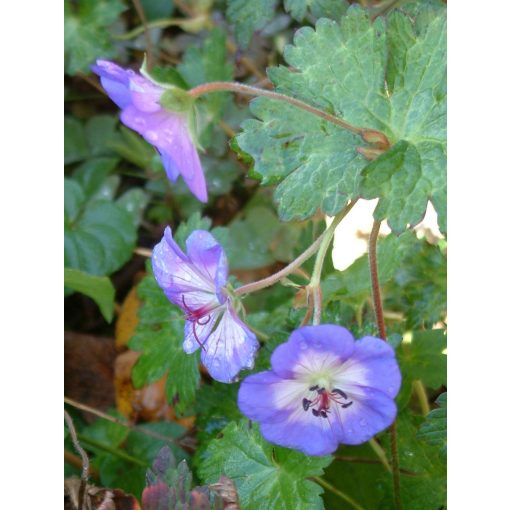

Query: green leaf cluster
left=237, top=6, right=446, bottom=233
left=64, top=157, right=146, bottom=277
left=64, top=0, right=126, bottom=75
left=129, top=261, right=201, bottom=414
left=64, top=268, right=115, bottom=321
left=79, top=415, right=187, bottom=499
left=198, top=420, right=332, bottom=510
left=417, top=392, right=447, bottom=459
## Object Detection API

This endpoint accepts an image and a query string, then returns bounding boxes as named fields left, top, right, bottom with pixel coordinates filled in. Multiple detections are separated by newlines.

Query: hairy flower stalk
left=92, top=60, right=207, bottom=202
left=152, top=228, right=258, bottom=383
left=238, top=325, right=401, bottom=456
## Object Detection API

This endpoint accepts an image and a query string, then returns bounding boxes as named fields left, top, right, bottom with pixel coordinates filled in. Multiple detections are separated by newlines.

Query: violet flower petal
left=335, top=336, right=402, bottom=399
left=200, top=304, right=258, bottom=383
left=237, top=324, right=401, bottom=455
left=120, top=106, right=208, bottom=203
left=92, top=60, right=208, bottom=203
left=330, top=387, right=397, bottom=445
left=152, top=227, right=220, bottom=310
left=270, top=324, right=355, bottom=379
left=92, top=60, right=134, bottom=108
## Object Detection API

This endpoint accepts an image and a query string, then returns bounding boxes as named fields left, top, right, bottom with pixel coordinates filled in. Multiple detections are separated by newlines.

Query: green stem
left=413, top=380, right=431, bottom=416
left=78, top=434, right=146, bottom=467
left=188, top=82, right=367, bottom=136
left=368, top=219, right=402, bottom=510
left=113, top=16, right=207, bottom=40
left=309, top=200, right=358, bottom=324
left=311, top=477, right=365, bottom=510
left=234, top=201, right=356, bottom=297
left=368, top=438, right=392, bottom=473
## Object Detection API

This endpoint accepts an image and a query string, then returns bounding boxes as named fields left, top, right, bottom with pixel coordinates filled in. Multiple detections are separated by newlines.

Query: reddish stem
left=368, top=219, right=402, bottom=510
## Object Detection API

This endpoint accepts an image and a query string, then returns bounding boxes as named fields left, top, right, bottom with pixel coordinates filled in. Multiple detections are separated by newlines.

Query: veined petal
left=92, top=60, right=134, bottom=109
left=120, top=106, right=207, bottom=203
left=260, top=412, right=339, bottom=456
left=128, top=74, right=163, bottom=113
left=152, top=227, right=218, bottom=310
left=271, top=325, right=355, bottom=379
left=186, top=230, right=228, bottom=303
left=183, top=308, right=221, bottom=353
left=333, top=336, right=402, bottom=398
left=330, top=386, right=397, bottom=445
left=238, top=371, right=305, bottom=423
left=200, top=305, right=258, bottom=383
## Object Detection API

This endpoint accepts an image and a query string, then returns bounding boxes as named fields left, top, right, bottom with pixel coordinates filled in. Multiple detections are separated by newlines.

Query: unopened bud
left=361, top=129, right=390, bottom=149
left=357, top=146, right=386, bottom=161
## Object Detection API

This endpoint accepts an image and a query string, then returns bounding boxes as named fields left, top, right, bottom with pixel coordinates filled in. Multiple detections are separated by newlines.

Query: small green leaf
left=64, top=0, right=126, bottom=75
left=284, top=0, right=349, bottom=22
left=379, top=411, right=446, bottom=510
left=65, top=116, right=88, bottom=164
left=227, top=0, right=278, bottom=49
left=417, top=392, right=446, bottom=459
left=129, top=262, right=200, bottom=413
left=360, top=141, right=427, bottom=234
left=64, top=268, right=115, bottom=322
left=198, top=420, right=331, bottom=510
left=64, top=164, right=143, bottom=276
left=399, top=329, right=447, bottom=389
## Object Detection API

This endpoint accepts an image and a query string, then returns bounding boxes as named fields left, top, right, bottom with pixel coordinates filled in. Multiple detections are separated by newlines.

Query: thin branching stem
left=64, top=410, right=89, bottom=510
left=311, top=477, right=365, bottom=510
left=368, top=219, right=402, bottom=510
left=235, top=201, right=356, bottom=297
left=188, top=82, right=368, bottom=136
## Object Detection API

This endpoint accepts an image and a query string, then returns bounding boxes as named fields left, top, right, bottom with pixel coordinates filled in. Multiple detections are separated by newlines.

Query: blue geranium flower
left=152, top=227, right=258, bottom=383
left=238, top=325, right=401, bottom=456
left=92, top=60, right=207, bottom=203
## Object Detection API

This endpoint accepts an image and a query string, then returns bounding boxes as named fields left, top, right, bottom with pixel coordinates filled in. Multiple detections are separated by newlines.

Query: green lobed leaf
left=64, top=268, right=115, bottom=322
left=64, top=160, right=145, bottom=276
left=64, top=0, right=126, bottom=75
left=198, top=420, right=331, bottom=510
left=237, top=6, right=446, bottom=232
left=385, top=235, right=447, bottom=330
left=227, top=0, right=278, bottom=49
left=284, top=0, right=349, bottom=22
left=359, top=140, right=427, bottom=234
left=322, top=230, right=414, bottom=307
left=417, top=392, right=446, bottom=459
left=379, top=411, right=446, bottom=510
left=398, top=329, right=447, bottom=389
left=129, top=260, right=200, bottom=413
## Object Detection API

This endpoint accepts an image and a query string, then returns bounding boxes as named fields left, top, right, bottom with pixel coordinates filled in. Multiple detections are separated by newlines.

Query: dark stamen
left=341, top=401, right=353, bottom=409
left=312, top=409, right=320, bottom=417
left=309, top=385, right=319, bottom=391
left=320, top=410, right=328, bottom=418
left=302, top=398, right=311, bottom=411
left=317, top=387, right=326, bottom=395
left=331, top=388, right=348, bottom=399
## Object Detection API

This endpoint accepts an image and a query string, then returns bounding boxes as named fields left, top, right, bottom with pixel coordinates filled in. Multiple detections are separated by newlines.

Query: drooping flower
left=91, top=60, right=207, bottom=202
left=238, top=325, right=401, bottom=456
left=152, top=227, right=258, bottom=383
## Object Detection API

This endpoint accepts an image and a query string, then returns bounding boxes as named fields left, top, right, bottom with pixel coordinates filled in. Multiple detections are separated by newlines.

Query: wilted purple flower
left=92, top=60, right=207, bottom=202
left=152, top=227, right=258, bottom=383
left=238, top=325, right=401, bottom=456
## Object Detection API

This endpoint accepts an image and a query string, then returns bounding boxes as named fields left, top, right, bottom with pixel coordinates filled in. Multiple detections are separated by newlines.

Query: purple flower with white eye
left=91, top=60, right=207, bottom=203
left=238, top=325, right=401, bottom=456
left=152, top=227, right=258, bottom=383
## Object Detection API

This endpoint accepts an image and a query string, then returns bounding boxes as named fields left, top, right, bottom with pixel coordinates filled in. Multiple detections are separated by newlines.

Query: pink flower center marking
left=181, top=295, right=216, bottom=352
